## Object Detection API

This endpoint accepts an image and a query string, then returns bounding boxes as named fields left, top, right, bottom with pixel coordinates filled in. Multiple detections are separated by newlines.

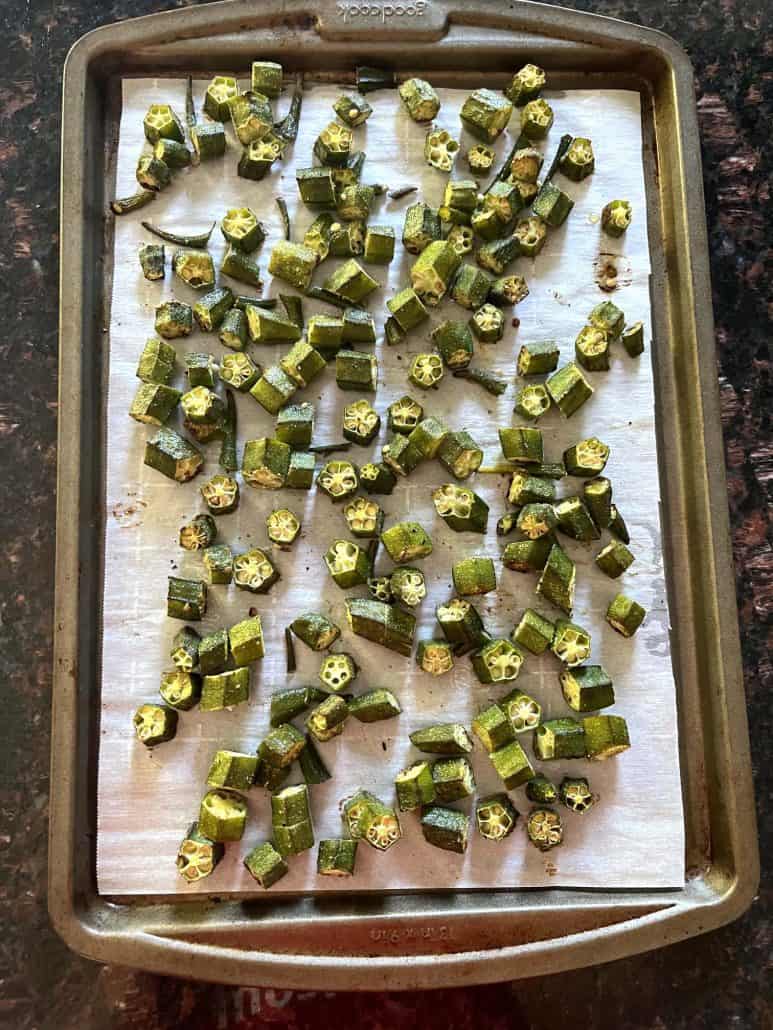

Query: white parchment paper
left=97, top=78, right=684, bottom=895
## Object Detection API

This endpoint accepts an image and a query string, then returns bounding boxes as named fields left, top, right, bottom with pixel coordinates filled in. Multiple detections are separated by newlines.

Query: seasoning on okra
left=527, top=808, right=563, bottom=851
left=560, top=665, right=614, bottom=713
left=225, top=617, right=263, bottom=669
left=167, top=574, right=207, bottom=620
left=317, top=838, right=358, bottom=878
left=349, top=688, right=402, bottom=724
left=380, top=521, right=433, bottom=564
left=432, top=483, right=489, bottom=534
left=512, top=608, right=554, bottom=655
left=133, top=703, right=178, bottom=747
left=583, top=714, right=631, bottom=759
left=546, top=363, right=594, bottom=418
left=307, top=694, right=350, bottom=742
left=201, top=545, right=232, bottom=585
left=595, top=540, right=635, bottom=579
left=154, top=301, right=192, bottom=340
left=490, top=738, right=535, bottom=789
left=606, top=594, right=646, bottom=638
left=197, top=628, right=229, bottom=676
left=333, top=91, right=372, bottom=127
left=346, top=597, right=416, bottom=656
left=601, top=199, right=632, bottom=237
left=336, top=350, right=378, bottom=393
left=471, top=638, right=524, bottom=685
left=550, top=618, right=591, bottom=667
left=435, top=597, right=488, bottom=654
left=505, top=63, right=546, bottom=105
left=403, top=202, right=442, bottom=255
left=324, top=539, right=371, bottom=590
left=391, top=566, right=427, bottom=607
left=177, top=822, right=224, bottom=884
left=191, top=121, right=226, bottom=161
left=129, top=383, right=181, bottom=427
left=437, top=429, right=484, bottom=480
left=313, top=121, right=353, bottom=167
left=460, top=88, right=513, bottom=141
left=398, top=77, right=440, bottom=122
left=534, top=717, right=586, bottom=761
left=582, top=477, right=612, bottom=531
left=424, top=128, right=459, bottom=172
left=472, top=704, right=514, bottom=752
left=536, top=544, right=576, bottom=615
left=361, top=224, right=395, bottom=265
left=421, top=805, right=469, bottom=854
left=139, top=242, right=165, bottom=281
left=533, top=181, right=574, bottom=227
left=431, top=756, right=475, bottom=803
left=476, top=794, right=519, bottom=842
left=244, top=842, right=288, bottom=889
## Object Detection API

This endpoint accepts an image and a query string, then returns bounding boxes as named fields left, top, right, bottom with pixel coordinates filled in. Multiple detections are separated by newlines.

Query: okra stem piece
left=141, top=220, right=215, bottom=248
left=346, top=598, right=416, bottom=656
left=476, top=794, right=519, bottom=841
left=308, top=442, right=352, bottom=456
left=299, top=735, right=332, bottom=784
left=421, top=806, right=469, bottom=854
left=356, top=65, right=395, bottom=92
left=133, top=703, right=178, bottom=747
left=388, top=184, right=419, bottom=200
left=606, top=594, right=646, bottom=637
left=583, top=714, right=631, bottom=759
left=536, top=544, right=576, bottom=615
left=274, top=73, right=304, bottom=143
left=111, top=190, right=155, bottom=215
left=453, top=367, right=507, bottom=396
left=527, top=808, right=563, bottom=851
left=349, top=688, right=402, bottom=723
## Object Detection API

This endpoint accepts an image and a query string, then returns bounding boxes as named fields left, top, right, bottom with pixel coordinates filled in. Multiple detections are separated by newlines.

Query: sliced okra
left=327, top=219, right=366, bottom=259
left=516, top=504, right=558, bottom=540
left=170, top=626, right=200, bottom=673
left=589, top=300, right=625, bottom=338
left=341, top=790, right=380, bottom=839
left=407, top=418, right=449, bottom=462
left=307, top=693, right=350, bottom=742
left=220, top=246, right=263, bottom=288
left=398, top=77, right=440, bottom=121
left=177, top=821, right=224, bottom=884
left=525, top=775, right=559, bottom=805
left=272, top=786, right=315, bottom=858
left=527, top=808, right=563, bottom=851
left=136, top=338, right=176, bottom=385
left=432, top=320, right=474, bottom=371
left=517, top=339, right=558, bottom=376
left=167, top=576, right=207, bottom=620
left=410, top=723, right=473, bottom=757
left=511, top=215, right=546, bottom=259
left=622, top=321, right=645, bottom=357
left=533, top=182, right=574, bottom=227
left=290, top=612, right=341, bottom=652
left=228, top=90, right=273, bottom=145
left=250, top=366, right=298, bottom=415
left=181, top=386, right=224, bottom=426
left=228, top=616, right=265, bottom=667
left=133, top=703, right=178, bottom=747
left=270, top=687, right=325, bottom=727
left=595, top=540, right=635, bottom=578
left=268, top=241, right=318, bottom=291
left=244, top=842, right=288, bottom=889
left=496, top=512, right=519, bottom=537
left=476, top=233, right=521, bottom=275
left=203, top=75, right=238, bottom=121
left=432, top=756, right=475, bottom=803
left=601, top=199, right=632, bottom=237
left=342, top=307, right=376, bottom=344
left=512, top=608, right=554, bottom=655
left=238, top=135, right=283, bottom=180
left=424, top=128, right=460, bottom=172
left=436, top=597, right=488, bottom=654
left=466, top=143, right=495, bottom=173
left=349, top=688, right=401, bottom=723
left=432, top=483, right=488, bottom=533
left=171, top=249, right=215, bottom=291
left=470, top=205, right=503, bottom=241
left=561, top=664, right=615, bottom=713
left=583, top=714, right=631, bottom=759
left=322, top=260, right=379, bottom=305
left=559, top=137, right=595, bottom=181
left=259, top=723, right=307, bottom=770
left=505, top=64, right=546, bottom=105
left=499, top=427, right=543, bottom=465
left=391, top=566, right=427, bottom=607
left=220, top=207, right=265, bottom=254
left=198, top=628, right=229, bottom=675
left=324, top=539, right=370, bottom=589
left=534, top=717, right=586, bottom=760
left=152, top=665, right=196, bottom=707
left=421, top=805, right=469, bottom=854
left=437, top=429, right=483, bottom=479
left=381, top=521, right=433, bottom=563
left=200, top=474, right=239, bottom=516
left=317, top=838, right=358, bottom=877
left=514, top=384, right=551, bottom=421
left=508, top=472, right=556, bottom=505
left=317, top=459, right=359, bottom=502
left=336, top=184, right=375, bottom=222
left=519, top=98, right=553, bottom=140
left=403, top=202, right=442, bottom=255
left=219, top=307, right=248, bottom=352
left=551, top=618, right=592, bottom=667
left=606, top=594, right=646, bottom=637
left=471, top=637, right=523, bottom=684
left=249, top=60, right=282, bottom=98
left=334, top=92, right=372, bottom=126
left=139, top=243, right=164, bottom=281
left=395, top=762, right=435, bottom=811
left=303, top=212, right=335, bottom=262
left=583, top=477, right=613, bottom=531
left=246, top=306, right=301, bottom=346
left=191, top=120, right=226, bottom=161
left=560, top=776, right=595, bottom=814
left=355, top=798, right=401, bottom=852
left=564, top=437, right=610, bottom=477
left=286, top=451, right=316, bottom=490
left=363, top=224, right=395, bottom=265
left=460, top=88, right=513, bottom=141
left=182, top=352, right=215, bottom=388
left=275, top=402, right=314, bottom=449
left=129, top=383, right=181, bottom=426
left=546, top=362, right=593, bottom=417
left=136, top=154, right=171, bottom=192
left=510, top=147, right=544, bottom=184
left=155, top=301, right=193, bottom=339
left=469, top=304, right=505, bottom=343
left=331, top=149, right=366, bottom=189
left=536, top=543, right=576, bottom=615
left=555, top=496, right=600, bottom=542
left=345, top=597, right=416, bottom=656
left=179, top=513, right=216, bottom=551
left=410, top=239, right=461, bottom=306
left=307, top=314, right=345, bottom=358
left=220, top=352, right=260, bottom=392
left=446, top=224, right=475, bottom=258
left=219, top=390, right=238, bottom=473
left=608, top=504, right=630, bottom=544
left=502, top=689, right=542, bottom=733
left=387, top=395, right=424, bottom=435
left=442, top=179, right=479, bottom=218
left=342, top=399, right=380, bottom=446
left=266, top=508, right=301, bottom=549
left=450, top=264, right=494, bottom=310
left=368, top=575, right=394, bottom=603
left=472, top=703, right=515, bottom=752
left=453, top=367, right=507, bottom=395
left=490, top=739, right=534, bottom=789
left=415, top=638, right=455, bottom=676
left=314, top=120, right=353, bottom=166
left=202, top=544, right=233, bottom=585
left=199, top=790, right=248, bottom=843
left=206, top=750, right=258, bottom=792
left=336, top=349, right=378, bottom=391
left=382, top=434, right=424, bottom=481
left=476, top=794, right=519, bottom=842
left=233, top=548, right=279, bottom=594
left=343, top=496, right=384, bottom=539
left=482, top=180, right=523, bottom=230
left=575, top=325, right=611, bottom=371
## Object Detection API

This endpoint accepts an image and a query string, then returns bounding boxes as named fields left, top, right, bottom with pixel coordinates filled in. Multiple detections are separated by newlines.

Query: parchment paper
left=97, top=78, right=684, bottom=895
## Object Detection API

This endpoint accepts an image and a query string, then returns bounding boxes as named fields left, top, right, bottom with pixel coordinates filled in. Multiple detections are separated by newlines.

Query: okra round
left=421, top=805, right=469, bottom=854
left=398, top=78, right=440, bottom=122
left=233, top=548, right=279, bottom=594
left=133, top=703, right=178, bottom=747
left=471, top=637, right=523, bottom=684
left=424, top=128, right=460, bottom=172
left=525, top=775, right=559, bottom=805
left=476, top=793, right=519, bottom=841
left=177, top=822, right=224, bottom=883
left=266, top=508, right=301, bottom=548
left=526, top=808, right=563, bottom=851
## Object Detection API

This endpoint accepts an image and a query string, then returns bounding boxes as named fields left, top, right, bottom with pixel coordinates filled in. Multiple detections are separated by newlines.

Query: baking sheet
left=97, top=78, right=684, bottom=894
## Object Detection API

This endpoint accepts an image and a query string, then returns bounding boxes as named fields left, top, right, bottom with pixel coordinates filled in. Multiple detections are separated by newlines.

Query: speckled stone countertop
left=0, top=1, right=769, bottom=1027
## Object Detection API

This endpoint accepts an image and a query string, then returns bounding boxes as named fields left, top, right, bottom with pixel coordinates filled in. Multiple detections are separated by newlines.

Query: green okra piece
left=136, top=338, right=176, bottom=385
left=133, top=703, right=177, bottom=747
left=259, top=723, right=307, bottom=770
left=606, top=594, right=646, bottom=637
left=601, top=199, right=632, bottom=237
left=460, top=88, right=512, bottom=141
left=583, top=714, right=631, bottom=759
left=323, top=260, right=379, bottom=304
left=217, top=389, right=238, bottom=474
left=203, top=74, right=238, bottom=120
left=170, top=626, right=200, bottom=673
left=452, top=556, right=496, bottom=597
left=450, top=264, right=494, bottom=311
left=191, top=121, right=226, bottom=161
left=329, top=219, right=366, bottom=259
left=395, top=762, right=435, bottom=811
left=368, top=576, right=394, bottom=603
left=517, top=460, right=567, bottom=480
left=466, top=143, right=496, bottom=173
left=446, top=223, right=475, bottom=258
left=536, top=543, right=576, bottom=615
left=622, top=321, right=645, bottom=357
left=408, top=353, right=444, bottom=390
left=410, top=239, right=461, bottom=307
left=505, top=63, right=546, bottom=105
left=177, top=821, right=224, bottom=884
left=470, top=206, right=503, bottom=241
left=476, top=793, right=519, bottom=842
left=162, top=665, right=203, bottom=719
left=203, top=544, right=233, bottom=585
left=201, top=473, right=239, bottom=515
left=363, top=224, right=395, bottom=265
left=250, top=60, right=282, bottom=98
left=482, top=180, right=523, bottom=229
left=381, top=521, right=433, bottom=563
left=508, top=472, right=556, bottom=506
left=356, top=64, right=395, bottom=92
left=238, top=134, right=284, bottom=180
left=250, top=366, right=298, bottom=415
left=303, top=212, right=335, bottom=260
left=424, top=127, right=460, bottom=172
left=499, top=427, right=543, bottom=465
left=410, top=723, right=473, bottom=757
left=220, top=352, right=260, bottom=392
left=219, top=245, right=263, bottom=288
left=334, top=92, right=372, bottom=126
left=431, top=756, right=475, bottom=803
left=559, top=137, right=595, bottom=181
left=324, top=539, right=371, bottom=589
left=352, top=798, right=401, bottom=852
left=560, top=776, right=595, bottom=814
left=317, top=459, right=359, bottom=502
left=432, top=483, right=489, bottom=533
left=219, top=307, right=248, bottom=351
left=496, top=512, right=519, bottom=537
left=398, top=77, right=440, bottom=121
left=560, top=665, right=615, bottom=713
left=253, top=762, right=292, bottom=795
left=501, top=689, right=542, bottom=733
left=341, top=307, right=377, bottom=346
left=167, top=576, right=207, bottom=621
left=469, top=304, right=505, bottom=344
left=517, top=340, right=559, bottom=376
left=546, top=362, right=593, bottom=417
left=476, top=233, right=521, bottom=275
left=583, top=477, right=613, bottom=530
left=533, top=181, right=574, bottom=227
left=432, top=320, right=474, bottom=370
left=517, top=503, right=557, bottom=540
left=608, top=503, right=631, bottom=544
left=359, top=461, right=397, bottom=496
left=349, top=688, right=402, bottom=723
left=272, top=786, right=314, bottom=857
left=298, top=735, right=332, bottom=785
left=206, top=750, right=258, bottom=791
left=534, top=717, right=586, bottom=760
left=442, top=179, right=479, bottom=216
left=307, top=693, right=350, bottom=742
left=403, top=202, right=442, bottom=255
left=575, top=325, right=611, bottom=372
left=343, top=496, right=384, bottom=537
left=228, top=90, right=274, bottom=145
left=221, top=207, right=266, bottom=254
left=525, top=775, right=559, bottom=805
left=192, top=289, right=233, bottom=334
left=527, top=808, right=563, bottom=852
left=595, top=540, right=635, bottom=579
left=233, top=547, right=280, bottom=593
left=345, top=597, right=416, bottom=656
left=514, top=384, right=551, bottom=421
left=296, top=165, right=337, bottom=206
left=589, top=300, right=625, bottom=338
left=275, top=402, right=315, bottom=448
left=437, top=428, right=484, bottom=480
left=136, top=154, right=171, bottom=192
left=386, top=427, right=427, bottom=472
left=270, top=686, right=327, bottom=727
left=513, top=215, right=548, bottom=258
left=180, top=386, right=224, bottom=425
left=390, top=566, right=427, bottom=607
left=512, top=608, right=555, bottom=655
left=179, top=513, right=217, bottom=552
left=155, top=301, right=193, bottom=339
left=246, top=307, right=303, bottom=347
left=490, top=739, right=535, bottom=789
left=268, top=241, right=318, bottom=291
left=198, top=628, right=230, bottom=675
left=551, top=618, right=592, bottom=667
left=286, top=451, right=316, bottom=489
left=172, top=248, right=215, bottom=290
left=139, top=243, right=164, bottom=281
left=307, top=314, right=345, bottom=358
left=279, top=340, right=326, bottom=389
left=200, top=666, right=251, bottom=711
left=129, top=383, right=181, bottom=426
left=510, top=146, right=544, bottom=183
left=407, top=417, right=450, bottom=460
left=415, top=638, right=455, bottom=676
left=317, top=838, right=358, bottom=876
left=555, top=496, right=600, bottom=542
left=229, top=616, right=265, bottom=666
left=472, top=703, right=515, bottom=753
left=336, top=349, right=378, bottom=391
left=111, top=189, right=155, bottom=215
left=471, top=638, right=524, bottom=684
left=244, top=841, right=288, bottom=889
left=336, top=184, right=375, bottom=222
left=519, top=98, right=553, bottom=139
left=387, top=395, right=424, bottom=436
left=142, top=221, right=215, bottom=248
left=421, top=805, right=469, bottom=854
left=199, top=790, right=248, bottom=843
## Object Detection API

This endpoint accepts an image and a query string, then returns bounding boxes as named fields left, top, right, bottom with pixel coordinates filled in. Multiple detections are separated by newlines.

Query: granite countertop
left=0, top=0, right=769, bottom=1027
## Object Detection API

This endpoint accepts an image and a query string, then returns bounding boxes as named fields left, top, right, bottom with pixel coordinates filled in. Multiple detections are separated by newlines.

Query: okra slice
left=432, top=483, right=489, bottom=534
left=133, top=703, right=178, bottom=747
left=421, top=805, right=469, bottom=854
left=583, top=477, right=613, bottom=531
left=469, top=303, right=505, bottom=343
left=317, top=838, right=358, bottom=877
left=220, top=246, right=263, bottom=288
left=307, top=694, right=350, bottom=742
left=246, top=307, right=301, bottom=346
left=191, top=121, right=226, bottom=160
left=266, top=508, right=301, bottom=548
left=499, top=427, right=542, bottom=466
left=143, top=102, right=184, bottom=144
left=555, top=496, right=600, bottom=542
left=272, top=786, right=314, bottom=858
left=219, top=207, right=265, bottom=255
left=381, top=521, right=433, bottom=563
left=410, top=239, right=461, bottom=307
left=561, top=665, right=615, bottom=713
left=314, top=120, right=353, bottom=167
left=435, top=597, right=488, bottom=654
left=466, top=143, right=495, bottom=173
left=533, top=182, right=574, bottom=227
left=228, top=90, right=273, bottom=145
left=471, top=638, right=523, bottom=684
left=407, top=353, right=443, bottom=391
left=204, top=75, right=238, bottom=120
left=198, top=546, right=231, bottom=588
left=341, top=790, right=380, bottom=839
left=411, top=723, right=474, bottom=757
left=589, top=300, right=625, bottom=338
left=449, top=264, right=493, bottom=311
left=219, top=308, right=248, bottom=352
left=198, top=790, right=248, bottom=843
left=233, top=548, right=279, bottom=594
left=362, top=225, right=395, bottom=266
left=290, top=612, right=341, bottom=651
left=387, top=395, right=423, bottom=435
left=496, top=512, right=519, bottom=537
left=502, top=689, right=542, bottom=734
left=199, top=474, right=239, bottom=516
left=516, top=503, right=557, bottom=540
left=200, top=667, right=250, bottom=711
left=336, top=349, right=378, bottom=392
left=583, top=714, right=631, bottom=759
left=595, top=540, right=635, bottom=579
left=516, top=340, right=558, bottom=377
left=505, top=63, right=546, bottom=105
left=167, top=576, right=207, bottom=621
left=249, top=60, right=282, bottom=97
left=608, top=504, right=631, bottom=545
left=606, top=594, right=646, bottom=637
left=534, top=717, right=586, bottom=760
left=511, top=216, right=546, bottom=260
left=476, top=233, right=521, bottom=275
left=275, top=402, right=314, bottom=449
left=431, top=756, right=475, bottom=803
left=331, top=149, right=366, bottom=189
left=181, top=386, right=224, bottom=425
left=280, top=341, right=327, bottom=390
left=303, top=212, right=335, bottom=262
left=508, top=472, right=556, bottom=506
left=129, top=383, right=181, bottom=426
left=391, top=566, right=427, bottom=608
left=346, top=597, right=416, bottom=657
left=177, top=821, right=224, bottom=884
left=368, top=576, right=394, bottom=603
left=398, top=77, right=440, bottom=121
left=328, top=219, right=367, bottom=259
left=452, top=556, right=496, bottom=597
left=536, top=543, right=576, bottom=615
left=268, top=241, right=318, bottom=291
left=622, top=321, right=645, bottom=357
left=551, top=618, right=592, bottom=667
left=349, top=688, right=401, bottom=724
left=111, top=189, right=155, bottom=215
left=343, top=496, right=384, bottom=539
left=287, top=451, right=316, bottom=490
left=416, top=639, right=455, bottom=676
left=198, top=628, right=230, bottom=675
left=601, top=199, right=632, bottom=238
left=460, top=88, right=513, bottom=142
left=228, top=616, right=265, bottom=667
left=395, top=762, right=435, bottom=811
left=437, top=429, right=484, bottom=480
left=509, top=147, right=544, bottom=184
left=238, top=135, right=283, bottom=180
left=525, top=775, right=559, bottom=805
left=319, top=652, right=358, bottom=694
left=356, top=799, right=401, bottom=852
left=424, top=128, right=460, bottom=172
left=317, top=459, right=359, bottom=502
left=546, top=362, right=593, bottom=418
left=431, top=320, right=473, bottom=371
left=172, top=249, right=215, bottom=291
left=179, top=513, right=217, bottom=552
left=220, top=352, right=260, bottom=392
left=136, top=338, right=176, bottom=385
left=270, top=687, right=324, bottom=728
left=206, top=750, right=258, bottom=791
left=155, top=300, right=193, bottom=339
left=136, top=154, right=171, bottom=192
left=559, top=776, right=595, bottom=814
left=323, top=260, right=379, bottom=304
left=139, top=242, right=165, bottom=282
left=490, top=739, right=535, bottom=789
left=242, top=437, right=292, bottom=489
left=446, top=224, right=475, bottom=259
left=512, top=608, right=555, bottom=655
left=574, top=324, right=611, bottom=372
left=170, top=626, right=200, bottom=673
left=360, top=461, right=397, bottom=494
left=307, top=314, right=345, bottom=358
left=476, top=794, right=519, bottom=842
left=259, top=723, right=307, bottom=771
left=482, top=180, right=523, bottom=229
left=342, top=307, right=377, bottom=344
left=244, top=842, right=288, bottom=889
left=519, top=97, right=553, bottom=139
left=472, top=703, right=515, bottom=752
left=324, top=539, right=370, bottom=589
left=403, top=202, right=442, bottom=255
left=527, top=808, right=563, bottom=851
left=513, top=383, right=551, bottom=422
left=334, top=92, right=372, bottom=126
left=407, top=416, right=450, bottom=460
left=382, top=434, right=423, bottom=476
left=559, top=137, right=595, bottom=181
